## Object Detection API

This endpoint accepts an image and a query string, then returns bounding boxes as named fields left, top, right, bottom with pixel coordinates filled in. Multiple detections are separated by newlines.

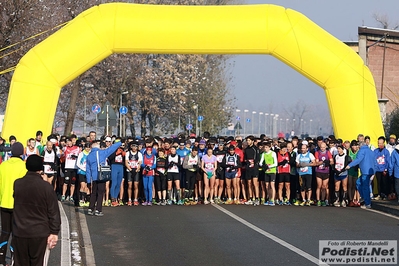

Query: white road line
left=366, top=208, right=399, bottom=221
left=59, top=202, right=71, bottom=266
left=78, top=210, right=96, bottom=265
left=213, top=204, right=326, bottom=265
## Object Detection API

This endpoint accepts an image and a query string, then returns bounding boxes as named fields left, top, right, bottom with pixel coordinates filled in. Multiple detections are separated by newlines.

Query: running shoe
left=127, top=200, right=133, bottom=206
left=348, top=201, right=355, bottom=207
left=167, top=199, right=173, bottom=205
left=61, top=195, right=65, bottom=202
left=177, top=200, right=184, bottom=205
left=309, top=200, right=314, bottom=205
left=111, top=201, right=119, bottom=207
left=333, top=200, right=340, bottom=207
left=325, top=200, right=329, bottom=206
left=341, top=200, right=347, bottom=208
left=263, top=201, right=269, bottom=206
left=119, top=199, right=124, bottom=206
left=161, top=200, right=167, bottom=206
left=133, top=200, right=139, bottom=206
left=152, top=199, right=157, bottom=205
left=305, top=201, right=311, bottom=206
left=184, top=199, right=191, bottom=206
left=284, top=201, right=291, bottom=206
left=374, top=195, right=381, bottom=200
left=278, top=200, right=283, bottom=206
left=321, top=201, right=326, bottom=207
left=234, top=199, right=240, bottom=205
left=299, top=200, right=306, bottom=206
left=210, top=200, right=215, bottom=204
left=241, top=199, right=247, bottom=204
left=317, top=200, right=321, bottom=207
left=260, top=198, right=265, bottom=205
left=204, top=200, right=210, bottom=205
left=87, top=209, right=93, bottom=216
left=225, top=199, right=233, bottom=205
left=360, top=204, right=371, bottom=209
left=66, top=196, right=70, bottom=201
left=245, top=199, right=253, bottom=205
left=147, top=201, right=152, bottom=206
left=254, top=199, right=260, bottom=206
left=94, top=210, right=104, bottom=217
left=268, top=200, right=275, bottom=206
left=293, top=200, right=300, bottom=206
left=107, top=199, right=111, bottom=206
left=79, top=201, right=85, bottom=207
left=84, top=201, right=90, bottom=207
left=69, top=197, right=74, bottom=203
left=190, top=200, right=197, bottom=205
left=142, top=201, right=148, bottom=206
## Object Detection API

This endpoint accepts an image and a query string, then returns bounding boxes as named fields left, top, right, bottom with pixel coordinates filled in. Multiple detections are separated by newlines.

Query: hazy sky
left=231, top=0, right=399, bottom=121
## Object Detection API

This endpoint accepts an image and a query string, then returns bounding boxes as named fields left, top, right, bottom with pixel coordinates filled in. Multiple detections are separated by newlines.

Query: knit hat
left=11, top=142, right=24, bottom=157
left=26, top=154, right=44, bottom=172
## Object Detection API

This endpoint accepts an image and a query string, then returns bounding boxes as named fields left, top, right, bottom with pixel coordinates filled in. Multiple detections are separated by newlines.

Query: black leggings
left=0, top=208, right=13, bottom=264
left=375, top=171, right=389, bottom=196
left=154, top=174, right=167, bottom=191
left=89, top=181, right=105, bottom=212
left=185, top=171, right=197, bottom=191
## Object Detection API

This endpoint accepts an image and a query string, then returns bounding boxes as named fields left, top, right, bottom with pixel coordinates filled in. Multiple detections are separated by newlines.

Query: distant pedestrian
left=345, top=141, right=376, bottom=209
left=86, top=141, right=121, bottom=217
left=0, top=142, right=26, bottom=265
left=12, top=154, right=61, bottom=266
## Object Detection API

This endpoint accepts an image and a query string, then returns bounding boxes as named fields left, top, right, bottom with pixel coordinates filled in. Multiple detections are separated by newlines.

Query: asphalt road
left=78, top=204, right=399, bottom=266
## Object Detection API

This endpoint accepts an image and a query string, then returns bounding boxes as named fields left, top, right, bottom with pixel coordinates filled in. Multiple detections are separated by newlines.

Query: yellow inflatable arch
left=3, top=3, right=383, bottom=142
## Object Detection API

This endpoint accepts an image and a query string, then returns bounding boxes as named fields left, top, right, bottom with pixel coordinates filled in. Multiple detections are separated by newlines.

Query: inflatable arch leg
left=2, top=3, right=384, bottom=143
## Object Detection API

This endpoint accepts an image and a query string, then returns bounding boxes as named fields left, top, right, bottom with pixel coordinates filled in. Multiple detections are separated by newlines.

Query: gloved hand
left=228, top=167, right=233, bottom=173
left=192, top=164, right=198, bottom=170
left=70, top=154, right=78, bottom=159
left=281, top=159, right=288, bottom=165
left=168, top=161, right=175, bottom=168
left=323, top=159, right=330, bottom=166
left=145, top=165, right=151, bottom=171
left=262, top=164, right=269, bottom=171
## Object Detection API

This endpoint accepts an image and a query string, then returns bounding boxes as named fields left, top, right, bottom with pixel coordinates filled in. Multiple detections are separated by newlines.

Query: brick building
left=346, top=27, right=399, bottom=122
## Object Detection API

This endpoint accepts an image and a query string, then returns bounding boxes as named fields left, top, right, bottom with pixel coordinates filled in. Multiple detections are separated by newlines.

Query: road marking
left=78, top=210, right=96, bottom=265
left=213, top=204, right=326, bottom=265
left=366, top=208, right=399, bottom=221
left=59, top=202, right=71, bottom=266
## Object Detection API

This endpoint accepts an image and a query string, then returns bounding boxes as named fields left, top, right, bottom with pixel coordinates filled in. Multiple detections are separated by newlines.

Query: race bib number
left=44, top=164, right=54, bottom=174
left=115, top=155, right=123, bottom=163
left=129, top=160, right=139, bottom=168
left=377, top=156, right=385, bottom=165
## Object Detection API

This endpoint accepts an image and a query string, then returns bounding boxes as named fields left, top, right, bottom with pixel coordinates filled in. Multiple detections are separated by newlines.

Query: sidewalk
left=371, top=198, right=399, bottom=216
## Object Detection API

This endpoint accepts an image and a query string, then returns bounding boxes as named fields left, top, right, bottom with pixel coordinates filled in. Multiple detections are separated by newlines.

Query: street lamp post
left=270, top=114, right=274, bottom=137
left=252, top=111, right=256, bottom=135
left=265, top=113, right=269, bottom=136
left=194, top=105, right=199, bottom=136
left=280, top=118, right=283, bottom=135
left=286, top=118, right=289, bottom=135
left=244, top=109, right=248, bottom=135
left=309, top=119, right=313, bottom=137
left=119, top=90, right=128, bottom=137
left=293, top=118, right=296, bottom=136
left=258, top=112, right=263, bottom=135
left=236, top=109, right=241, bottom=136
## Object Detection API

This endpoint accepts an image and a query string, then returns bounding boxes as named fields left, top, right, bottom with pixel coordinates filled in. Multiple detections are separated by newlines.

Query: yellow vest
left=0, top=157, right=27, bottom=209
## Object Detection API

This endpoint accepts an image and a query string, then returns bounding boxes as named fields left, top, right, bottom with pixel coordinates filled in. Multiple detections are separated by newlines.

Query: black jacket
left=13, top=172, right=61, bottom=238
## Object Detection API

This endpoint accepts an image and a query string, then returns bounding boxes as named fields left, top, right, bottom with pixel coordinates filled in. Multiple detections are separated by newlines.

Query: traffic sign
left=236, top=116, right=240, bottom=120
left=186, top=123, right=193, bottom=130
left=119, top=106, right=128, bottom=115
left=92, top=104, right=101, bottom=114
left=198, top=115, right=204, bottom=122
left=246, top=118, right=251, bottom=123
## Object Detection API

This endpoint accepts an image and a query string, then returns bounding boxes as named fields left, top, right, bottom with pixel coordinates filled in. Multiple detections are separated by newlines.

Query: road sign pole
left=95, top=114, right=98, bottom=133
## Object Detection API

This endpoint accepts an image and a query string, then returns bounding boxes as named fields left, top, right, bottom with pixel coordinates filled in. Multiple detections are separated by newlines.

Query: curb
left=371, top=201, right=399, bottom=217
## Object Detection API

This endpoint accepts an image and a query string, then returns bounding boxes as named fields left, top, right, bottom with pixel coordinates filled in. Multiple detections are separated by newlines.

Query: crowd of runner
left=1, top=130, right=398, bottom=213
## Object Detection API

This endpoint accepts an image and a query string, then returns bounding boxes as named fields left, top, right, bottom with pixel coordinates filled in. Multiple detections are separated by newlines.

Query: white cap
left=302, top=140, right=308, bottom=146
left=105, top=136, right=112, bottom=142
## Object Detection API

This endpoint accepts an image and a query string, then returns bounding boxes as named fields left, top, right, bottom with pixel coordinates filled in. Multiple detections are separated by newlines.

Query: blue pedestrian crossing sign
left=119, top=106, right=128, bottom=115
left=186, top=124, right=193, bottom=130
left=236, top=116, right=240, bottom=120
left=92, top=104, right=101, bottom=114
left=246, top=118, right=251, bottom=123
left=198, top=115, right=204, bottom=122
